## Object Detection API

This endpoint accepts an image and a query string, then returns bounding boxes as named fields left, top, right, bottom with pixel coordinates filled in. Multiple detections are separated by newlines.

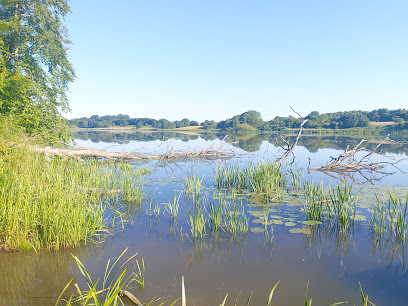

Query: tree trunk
left=13, top=2, right=19, bottom=62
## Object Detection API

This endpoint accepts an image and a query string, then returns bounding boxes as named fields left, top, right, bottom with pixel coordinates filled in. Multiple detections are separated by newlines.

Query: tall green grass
left=215, top=160, right=284, bottom=193
left=0, top=126, right=148, bottom=251
left=371, top=192, right=408, bottom=241
left=187, top=194, right=248, bottom=241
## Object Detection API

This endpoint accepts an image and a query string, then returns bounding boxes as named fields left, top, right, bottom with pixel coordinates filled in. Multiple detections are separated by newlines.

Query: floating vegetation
left=250, top=227, right=265, bottom=233
left=290, top=227, right=312, bottom=235
left=301, top=220, right=323, bottom=226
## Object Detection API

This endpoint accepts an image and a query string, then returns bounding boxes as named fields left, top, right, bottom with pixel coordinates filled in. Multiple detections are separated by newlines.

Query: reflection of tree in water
left=73, top=131, right=408, bottom=156
left=0, top=247, right=95, bottom=305
left=232, top=134, right=264, bottom=152
left=73, top=131, right=208, bottom=144
left=271, top=135, right=408, bottom=156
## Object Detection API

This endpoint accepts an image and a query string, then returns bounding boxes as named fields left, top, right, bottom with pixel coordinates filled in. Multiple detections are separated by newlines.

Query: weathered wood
left=30, top=143, right=236, bottom=161
left=309, top=136, right=390, bottom=173
left=275, top=119, right=308, bottom=165
left=119, top=290, right=143, bottom=305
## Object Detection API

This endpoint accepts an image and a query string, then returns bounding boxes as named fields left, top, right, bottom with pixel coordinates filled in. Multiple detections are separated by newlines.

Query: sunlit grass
left=214, top=160, right=284, bottom=193
left=0, top=133, right=148, bottom=251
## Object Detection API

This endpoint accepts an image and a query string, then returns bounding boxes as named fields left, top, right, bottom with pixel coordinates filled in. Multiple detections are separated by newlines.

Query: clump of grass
left=0, top=128, right=148, bottom=251
left=187, top=194, right=248, bottom=241
left=163, top=193, right=181, bottom=220
left=183, top=174, right=203, bottom=197
left=302, top=181, right=359, bottom=231
left=118, top=164, right=149, bottom=203
left=215, top=160, right=284, bottom=193
left=303, top=181, right=327, bottom=221
left=371, top=192, right=408, bottom=242
left=133, top=258, right=145, bottom=289
left=189, top=205, right=207, bottom=240
left=327, top=184, right=357, bottom=231
left=57, top=249, right=178, bottom=306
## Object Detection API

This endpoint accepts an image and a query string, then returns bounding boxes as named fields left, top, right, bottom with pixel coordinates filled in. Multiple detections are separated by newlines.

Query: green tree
left=0, top=0, right=75, bottom=143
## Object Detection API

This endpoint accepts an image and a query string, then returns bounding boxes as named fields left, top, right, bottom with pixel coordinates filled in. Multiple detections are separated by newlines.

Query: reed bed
left=187, top=193, right=248, bottom=241
left=0, top=137, right=148, bottom=251
left=371, top=192, right=408, bottom=241
left=302, top=182, right=357, bottom=228
left=214, top=160, right=284, bottom=193
left=183, top=174, right=203, bottom=196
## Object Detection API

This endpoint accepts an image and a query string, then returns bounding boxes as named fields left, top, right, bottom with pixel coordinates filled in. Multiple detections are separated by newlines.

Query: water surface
left=1, top=131, right=408, bottom=305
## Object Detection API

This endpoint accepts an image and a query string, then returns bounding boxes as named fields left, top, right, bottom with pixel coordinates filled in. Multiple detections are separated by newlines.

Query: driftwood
left=275, top=119, right=308, bottom=165
left=309, top=136, right=390, bottom=172
left=119, top=290, right=143, bottom=305
left=30, top=142, right=236, bottom=161
left=307, top=135, right=405, bottom=184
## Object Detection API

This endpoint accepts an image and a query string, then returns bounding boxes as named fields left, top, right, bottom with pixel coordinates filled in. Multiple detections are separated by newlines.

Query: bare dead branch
left=289, top=106, right=304, bottom=119
left=309, top=137, right=386, bottom=173
left=275, top=119, right=308, bottom=165
left=30, top=141, right=237, bottom=162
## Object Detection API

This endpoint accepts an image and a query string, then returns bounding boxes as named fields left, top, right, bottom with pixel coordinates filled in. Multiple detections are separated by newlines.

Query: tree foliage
left=0, top=0, right=75, bottom=143
left=70, top=108, right=408, bottom=133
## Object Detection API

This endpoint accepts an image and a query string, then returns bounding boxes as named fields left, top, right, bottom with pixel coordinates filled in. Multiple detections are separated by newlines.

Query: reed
left=0, top=132, right=148, bottom=251
left=189, top=205, right=207, bottom=240
left=303, top=181, right=327, bottom=221
left=183, top=174, right=203, bottom=197
left=56, top=248, right=138, bottom=305
left=214, top=160, right=284, bottom=193
left=133, top=258, right=145, bottom=289
left=163, top=193, right=181, bottom=220
left=371, top=192, right=408, bottom=242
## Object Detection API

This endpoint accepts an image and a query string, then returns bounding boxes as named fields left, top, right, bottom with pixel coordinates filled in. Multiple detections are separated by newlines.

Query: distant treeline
left=69, top=108, right=408, bottom=131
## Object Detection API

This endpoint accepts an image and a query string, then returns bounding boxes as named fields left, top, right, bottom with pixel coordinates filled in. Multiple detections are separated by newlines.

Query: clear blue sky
left=65, top=0, right=408, bottom=122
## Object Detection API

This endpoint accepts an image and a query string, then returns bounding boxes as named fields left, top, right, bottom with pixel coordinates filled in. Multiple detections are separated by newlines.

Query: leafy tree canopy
left=0, top=0, right=75, bottom=143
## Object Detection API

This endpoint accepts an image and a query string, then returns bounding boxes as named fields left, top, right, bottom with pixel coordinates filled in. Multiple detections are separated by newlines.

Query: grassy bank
left=0, top=124, right=148, bottom=251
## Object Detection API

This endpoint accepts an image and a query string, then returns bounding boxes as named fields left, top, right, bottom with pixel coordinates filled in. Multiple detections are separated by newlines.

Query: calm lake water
left=1, top=131, right=408, bottom=305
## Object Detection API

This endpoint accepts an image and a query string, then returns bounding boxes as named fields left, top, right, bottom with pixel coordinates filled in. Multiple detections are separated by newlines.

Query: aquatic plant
left=56, top=248, right=139, bottom=305
left=303, top=181, right=327, bottom=221
left=371, top=192, right=408, bottom=242
left=327, top=184, right=354, bottom=231
left=0, top=130, right=148, bottom=251
left=359, top=282, right=376, bottom=306
left=189, top=205, right=207, bottom=240
left=56, top=249, right=179, bottom=306
left=183, top=174, right=203, bottom=197
left=163, top=193, right=181, bottom=220
left=214, top=160, right=284, bottom=193
left=133, top=258, right=145, bottom=289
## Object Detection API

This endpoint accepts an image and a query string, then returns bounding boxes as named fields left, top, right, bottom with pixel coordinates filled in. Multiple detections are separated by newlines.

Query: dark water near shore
left=1, top=131, right=408, bottom=305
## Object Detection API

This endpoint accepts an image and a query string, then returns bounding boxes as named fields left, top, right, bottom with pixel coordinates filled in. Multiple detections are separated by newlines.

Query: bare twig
left=275, top=119, right=308, bottom=165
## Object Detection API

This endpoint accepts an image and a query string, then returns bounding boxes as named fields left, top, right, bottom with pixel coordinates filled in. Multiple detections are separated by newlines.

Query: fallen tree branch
left=275, top=119, right=308, bottom=165
left=309, top=136, right=390, bottom=173
left=30, top=142, right=237, bottom=161
left=119, top=290, right=143, bottom=305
